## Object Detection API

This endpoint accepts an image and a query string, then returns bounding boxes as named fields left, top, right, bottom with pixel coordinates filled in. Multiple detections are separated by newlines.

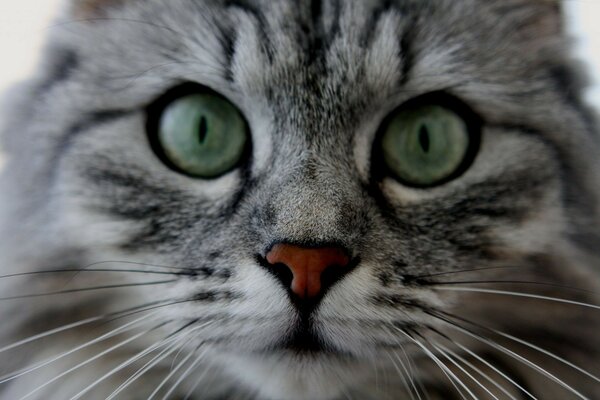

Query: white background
left=0, top=1, right=599, bottom=105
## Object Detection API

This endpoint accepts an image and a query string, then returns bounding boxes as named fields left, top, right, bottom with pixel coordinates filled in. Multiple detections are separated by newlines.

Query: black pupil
left=419, top=125, right=430, bottom=153
left=199, top=116, right=208, bottom=144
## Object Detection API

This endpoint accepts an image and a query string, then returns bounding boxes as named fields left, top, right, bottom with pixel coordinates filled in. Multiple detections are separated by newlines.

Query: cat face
left=0, top=0, right=599, bottom=399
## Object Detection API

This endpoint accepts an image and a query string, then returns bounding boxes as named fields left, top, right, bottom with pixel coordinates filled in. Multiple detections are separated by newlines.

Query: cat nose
left=264, top=243, right=351, bottom=299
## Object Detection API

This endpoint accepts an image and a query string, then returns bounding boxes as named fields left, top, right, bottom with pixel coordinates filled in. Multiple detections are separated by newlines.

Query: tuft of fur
left=0, top=0, right=599, bottom=399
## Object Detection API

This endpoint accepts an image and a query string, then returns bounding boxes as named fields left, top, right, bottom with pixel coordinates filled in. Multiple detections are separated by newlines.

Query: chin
left=214, top=348, right=369, bottom=400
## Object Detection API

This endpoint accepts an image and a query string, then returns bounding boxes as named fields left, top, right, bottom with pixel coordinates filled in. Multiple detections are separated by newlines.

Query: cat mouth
left=267, top=340, right=352, bottom=358
left=279, top=327, right=328, bottom=353
left=269, top=319, right=353, bottom=358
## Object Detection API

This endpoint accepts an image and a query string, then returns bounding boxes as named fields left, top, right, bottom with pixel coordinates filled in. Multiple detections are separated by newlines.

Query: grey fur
left=0, top=0, right=599, bottom=399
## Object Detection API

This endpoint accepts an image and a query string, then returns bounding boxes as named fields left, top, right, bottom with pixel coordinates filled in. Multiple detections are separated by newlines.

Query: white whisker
left=0, top=312, right=158, bottom=385
left=0, top=317, right=103, bottom=354
left=69, top=320, right=212, bottom=400
left=434, top=287, right=600, bottom=310
left=486, top=326, right=600, bottom=384
left=386, top=351, right=418, bottom=400
left=18, top=323, right=161, bottom=400
left=431, top=342, right=500, bottom=400
left=106, top=336, right=187, bottom=400
left=393, top=327, right=477, bottom=400
left=434, top=342, right=519, bottom=400
left=399, top=345, right=431, bottom=400
left=438, top=317, right=589, bottom=399
left=105, top=320, right=213, bottom=400
left=182, top=376, right=204, bottom=400
left=442, top=337, right=537, bottom=399
left=147, top=346, right=200, bottom=400
left=161, top=348, right=208, bottom=400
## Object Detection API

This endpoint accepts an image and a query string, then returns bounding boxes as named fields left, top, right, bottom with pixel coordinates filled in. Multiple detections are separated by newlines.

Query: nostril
left=260, top=243, right=354, bottom=300
left=269, top=262, right=294, bottom=289
left=320, top=264, right=349, bottom=293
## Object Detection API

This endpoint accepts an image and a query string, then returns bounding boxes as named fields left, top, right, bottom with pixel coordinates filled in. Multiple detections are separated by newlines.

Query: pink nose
left=265, top=244, right=351, bottom=299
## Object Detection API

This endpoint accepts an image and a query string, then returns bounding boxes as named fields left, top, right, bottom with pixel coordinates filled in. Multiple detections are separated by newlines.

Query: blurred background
left=0, top=1, right=599, bottom=111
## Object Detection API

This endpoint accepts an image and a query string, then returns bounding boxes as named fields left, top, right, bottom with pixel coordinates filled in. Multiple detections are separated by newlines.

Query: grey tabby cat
left=0, top=0, right=599, bottom=398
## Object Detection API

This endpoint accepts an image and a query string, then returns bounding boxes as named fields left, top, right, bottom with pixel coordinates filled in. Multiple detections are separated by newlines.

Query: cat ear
left=70, top=0, right=124, bottom=19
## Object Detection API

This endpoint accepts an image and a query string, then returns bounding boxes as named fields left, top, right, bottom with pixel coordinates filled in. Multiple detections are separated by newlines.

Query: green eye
left=381, top=103, right=476, bottom=187
left=154, top=91, right=248, bottom=178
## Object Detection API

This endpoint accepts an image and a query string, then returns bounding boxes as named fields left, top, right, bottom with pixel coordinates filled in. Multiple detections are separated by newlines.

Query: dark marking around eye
left=50, top=110, right=132, bottom=182
left=199, top=116, right=208, bottom=143
left=419, top=125, right=430, bottom=152
left=83, top=158, right=249, bottom=251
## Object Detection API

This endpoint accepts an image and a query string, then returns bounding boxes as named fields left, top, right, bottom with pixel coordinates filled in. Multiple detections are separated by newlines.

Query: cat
left=0, top=0, right=599, bottom=398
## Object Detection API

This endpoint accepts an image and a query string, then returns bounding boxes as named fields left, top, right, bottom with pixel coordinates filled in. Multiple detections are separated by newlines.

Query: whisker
left=77, top=260, right=193, bottom=272
left=166, top=319, right=211, bottom=379
left=70, top=320, right=213, bottom=400
left=106, top=336, right=192, bottom=400
left=396, top=351, right=423, bottom=400
left=0, top=280, right=178, bottom=301
left=182, top=376, right=204, bottom=400
left=431, top=342, right=501, bottom=400
left=411, top=266, right=520, bottom=280
left=18, top=321, right=168, bottom=400
left=394, top=327, right=476, bottom=400
left=0, top=317, right=103, bottom=354
left=386, top=352, right=419, bottom=400
left=434, top=342, right=520, bottom=400
left=3, top=260, right=194, bottom=278
left=433, top=287, right=600, bottom=310
left=100, top=294, right=228, bottom=327
left=161, top=348, right=208, bottom=400
left=436, top=336, right=537, bottom=399
left=103, top=298, right=193, bottom=323
left=0, top=297, right=185, bottom=355
left=424, top=280, right=596, bottom=295
left=400, top=346, right=431, bottom=400
left=70, top=340, right=171, bottom=400
left=434, top=309, right=600, bottom=385
left=0, top=268, right=191, bottom=281
left=0, top=312, right=159, bottom=385
left=147, top=346, right=204, bottom=400
left=427, top=311, right=589, bottom=399
left=492, top=329, right=600, bottom=385
left=169, top=339, right=192, bottom=373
